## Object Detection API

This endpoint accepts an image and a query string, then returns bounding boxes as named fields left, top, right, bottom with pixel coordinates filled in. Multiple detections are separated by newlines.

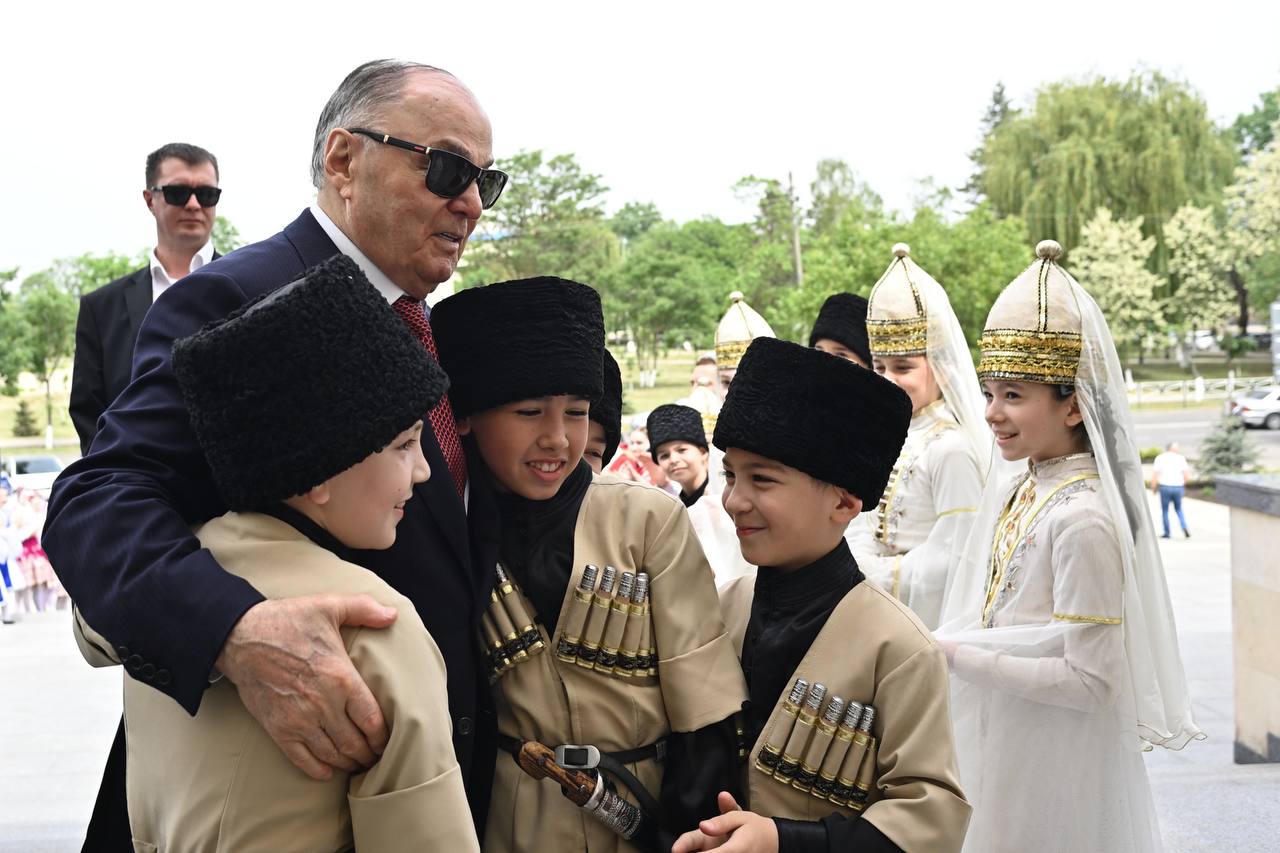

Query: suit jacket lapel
left=123, top=268, right=153, bottom=346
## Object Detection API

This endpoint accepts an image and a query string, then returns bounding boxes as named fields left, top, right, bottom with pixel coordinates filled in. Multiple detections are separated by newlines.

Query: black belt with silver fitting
left=497, top=734, right=666, bottom=817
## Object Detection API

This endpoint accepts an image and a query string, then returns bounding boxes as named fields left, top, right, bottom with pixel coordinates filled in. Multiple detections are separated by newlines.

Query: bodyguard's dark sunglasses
left=149, top=184, right=222, bottom=207
left=348, top=127, right=508, bottom=209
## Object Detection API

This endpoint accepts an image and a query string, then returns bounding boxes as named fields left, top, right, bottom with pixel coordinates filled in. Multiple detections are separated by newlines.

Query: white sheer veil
left=938, top=266, right=1201, bottom=752
left=919, top=274, right=991, bottom=478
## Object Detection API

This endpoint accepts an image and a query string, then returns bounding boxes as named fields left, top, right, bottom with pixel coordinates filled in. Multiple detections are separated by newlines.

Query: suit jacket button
left=156, top=669, right=172, bottom=686
left=141, top=663, right=156, bottom=680
left=457, top=716, right=474, bottom=736
left=126, top=655, right=143, bottom=672
left=116, top=645, right=130, bottom=658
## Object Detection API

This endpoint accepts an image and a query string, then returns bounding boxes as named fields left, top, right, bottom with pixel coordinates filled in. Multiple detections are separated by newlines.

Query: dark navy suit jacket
left=44, top=210, right=498, bottom=827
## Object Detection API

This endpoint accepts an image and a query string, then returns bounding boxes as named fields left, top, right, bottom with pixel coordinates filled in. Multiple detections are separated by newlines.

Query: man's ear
left=324, top=129, right=359, bottom=200
left=832, top=487, right=863, bottom=525
left=142, top=188, right=157, bottom=213
left=306, top=482, right=331, bottom=506
left=456, top=416, right=473, bottom=436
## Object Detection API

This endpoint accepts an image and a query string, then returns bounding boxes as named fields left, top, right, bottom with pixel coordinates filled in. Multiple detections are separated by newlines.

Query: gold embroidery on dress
left=982, top=471, right=1100, bottom=626
left=873, top=413, right=953, bottom=548
left=1053, top=612, right=1122, bottom=625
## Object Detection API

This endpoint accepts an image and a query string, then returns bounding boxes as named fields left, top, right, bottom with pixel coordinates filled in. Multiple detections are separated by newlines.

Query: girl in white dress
left=846, top=244, right=989, bottom=628
left=937, top=240, right=1202, bottom=853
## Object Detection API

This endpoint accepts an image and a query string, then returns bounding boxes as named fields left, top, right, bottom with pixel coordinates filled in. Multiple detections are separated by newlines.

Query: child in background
left=586, top=352, right=624, bottom=473
left=847, top=244, right=988, bottom=629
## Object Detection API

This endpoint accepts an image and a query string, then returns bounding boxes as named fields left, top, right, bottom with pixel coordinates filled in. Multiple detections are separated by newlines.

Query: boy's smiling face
left=720, top=447, right=861, bottom=571
left=461, top=396, right=590, bottom=499
left=585, top=421, right=608, bottom=473
left=289, top=420, right=429, bottom=550
left=655, top=440, right=710, bottom=495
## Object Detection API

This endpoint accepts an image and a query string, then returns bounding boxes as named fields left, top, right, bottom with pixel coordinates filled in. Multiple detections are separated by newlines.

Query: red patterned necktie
left=393, top=295, right=467, bottom=501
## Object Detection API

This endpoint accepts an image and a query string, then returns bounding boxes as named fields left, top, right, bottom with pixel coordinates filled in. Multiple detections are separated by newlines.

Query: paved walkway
left=1, top=494, right=1277, bottom=850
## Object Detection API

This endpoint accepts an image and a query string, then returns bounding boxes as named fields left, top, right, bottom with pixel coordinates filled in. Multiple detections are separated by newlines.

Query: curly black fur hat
left=646, top=404, right=708, bottom=463
left=809, top=293, right=871, bottom=367
left=431, top=277, right=605, bottom=418
left=592, top=351, right=623, bottom=464
left=172, top=254, right=449, bottom=511
left=713, top=337, right=911, bottom=504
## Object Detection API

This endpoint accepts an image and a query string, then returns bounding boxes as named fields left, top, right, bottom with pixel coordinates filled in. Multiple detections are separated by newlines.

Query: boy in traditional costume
left=647, top=404, right=753, bottom=587
left=585, top=352, right=624, bottom=473
left=937, top=241, right=1201, bottom=852
left=83, top=256, right=480, bottom=852
left=675, top=337, right=970, bottom=853
left=847, top=244, right=988, bottom=629
left=431, top=277, right=747, bottom=853
left=809, top=292, right=871, bottom=368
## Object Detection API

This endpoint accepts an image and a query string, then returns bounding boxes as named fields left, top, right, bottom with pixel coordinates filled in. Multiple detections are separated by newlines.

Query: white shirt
left=150, top=240, right=214, bottom=302
left=1152, top=451, right=1190, bottom=487
left=309, top=204, right=469, bottom=510
left=309, top=204, right=404, bottom=306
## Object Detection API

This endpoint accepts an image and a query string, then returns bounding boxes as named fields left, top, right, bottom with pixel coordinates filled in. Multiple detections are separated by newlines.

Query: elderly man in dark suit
left=69, top=143, right=222, bottom=454
left=45, top=60, right=508, bottom=849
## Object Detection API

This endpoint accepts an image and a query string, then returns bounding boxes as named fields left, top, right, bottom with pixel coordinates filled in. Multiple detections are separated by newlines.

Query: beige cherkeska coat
left=76, top=511, right=478, bottom=853
left=719, top=575, right=971, bottom=853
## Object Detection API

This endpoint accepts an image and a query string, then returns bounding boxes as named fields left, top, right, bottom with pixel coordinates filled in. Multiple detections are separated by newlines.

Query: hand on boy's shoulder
left=215, top=594, right=398, bottom=781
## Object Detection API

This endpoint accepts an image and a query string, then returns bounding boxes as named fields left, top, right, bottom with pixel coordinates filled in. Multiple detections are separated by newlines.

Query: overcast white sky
left=3, top=0, right=1278, bottom=280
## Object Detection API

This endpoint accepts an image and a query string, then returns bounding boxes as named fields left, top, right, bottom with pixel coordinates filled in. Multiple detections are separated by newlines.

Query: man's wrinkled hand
left=214, top=594, right=397, bottom=780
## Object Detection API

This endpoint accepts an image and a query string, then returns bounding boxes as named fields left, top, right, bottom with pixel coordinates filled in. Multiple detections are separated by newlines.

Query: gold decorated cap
left=715, top=291, right=775, bottom=369
left=977, top=240, right=1083, bottom=385
left=867, top=243, right=932, bottom=357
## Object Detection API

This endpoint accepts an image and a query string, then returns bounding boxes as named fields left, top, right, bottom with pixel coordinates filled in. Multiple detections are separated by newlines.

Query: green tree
left=213, top=216, right=245, bottom=254
left=808, top=159, right=883, bottom=236
left=1070, top=208, right=1163, bottom=356
left=1223, top=118, right=1280, bottom=328
left=13, top=400, right=39, bottom=437
left=609, top=202, right=663, bottom=245
left=1231, top=86, right=1280, bottom=155
left=462, top=150, right=619, bottom=286
left=16, top=275, right=77, bottom=428
left=1164, top=204, right=1237, bottom=334
left=971, top=72, right=1239, bottom=274
left=1198, top=415, right=1260, bottom=476
left=602, top=218, right=749, bottom=370
left=965, top=82, right=1018, bottom=200
left=46, top=251, right=142, bottom=299
left=0, top=267, right=23, bottom=395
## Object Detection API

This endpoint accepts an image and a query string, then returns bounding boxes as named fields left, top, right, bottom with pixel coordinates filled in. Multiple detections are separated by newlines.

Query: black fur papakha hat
left=172, top=254, right=449, bottom=511
left=431, top=277, right=605, bottom=418
left=713, top=337, right=911, bottom=505
left=809, top=293, right=871, bottom=367
left=592, top=351, right=624, bottom=464
left=647, top=404, right=708, bottom=464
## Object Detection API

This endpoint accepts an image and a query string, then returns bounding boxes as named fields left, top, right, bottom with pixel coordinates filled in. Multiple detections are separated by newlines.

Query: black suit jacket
left=69, top=255, right=220, bottom=455
left=45, top=210, right=497, bottom=819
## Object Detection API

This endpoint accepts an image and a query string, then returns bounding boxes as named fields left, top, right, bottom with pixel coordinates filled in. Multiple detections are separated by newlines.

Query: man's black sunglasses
left=149, top=184, right=222, bottom=207
left=348, top=128, right=508, bottom=209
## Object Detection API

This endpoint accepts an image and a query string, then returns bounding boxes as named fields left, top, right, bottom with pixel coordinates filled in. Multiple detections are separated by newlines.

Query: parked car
left=1, top=454, right=65, bottom=496
left=1190, top=330, right=1218, bottom=352
left=1232, top=387, right=1280, bottom=430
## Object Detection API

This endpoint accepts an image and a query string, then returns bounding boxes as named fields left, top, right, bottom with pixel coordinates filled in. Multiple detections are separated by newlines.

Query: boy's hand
left=671, top=792, right=779, bottom=853
left=214, top=594, right=397, bottom=780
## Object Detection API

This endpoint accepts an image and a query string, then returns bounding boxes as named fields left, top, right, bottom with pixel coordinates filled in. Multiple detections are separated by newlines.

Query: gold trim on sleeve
left=891, top=556, right=902, bottom=600
left=936, top=505, right=978, bottom=518
left=1053, top=613, right=1122, bottom=625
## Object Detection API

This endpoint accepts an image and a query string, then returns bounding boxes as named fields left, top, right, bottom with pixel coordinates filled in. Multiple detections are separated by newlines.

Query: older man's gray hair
left=310, top=59, right=451, bottom=190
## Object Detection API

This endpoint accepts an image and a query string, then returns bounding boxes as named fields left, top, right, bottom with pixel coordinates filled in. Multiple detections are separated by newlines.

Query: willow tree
left=972, top=72, right=1238, bottom=275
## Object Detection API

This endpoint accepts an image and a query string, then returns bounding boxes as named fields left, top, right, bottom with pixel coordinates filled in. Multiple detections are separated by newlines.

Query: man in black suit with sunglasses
left=70, top=143, right=222, bottom=454
left=46, top=61, right=510, bottom=850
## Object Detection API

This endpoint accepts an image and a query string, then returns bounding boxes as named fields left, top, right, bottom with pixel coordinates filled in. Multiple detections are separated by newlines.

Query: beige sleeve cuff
left=349, top=763, right=479, bottom=852
left=659, top=630, right=748, bottom=732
